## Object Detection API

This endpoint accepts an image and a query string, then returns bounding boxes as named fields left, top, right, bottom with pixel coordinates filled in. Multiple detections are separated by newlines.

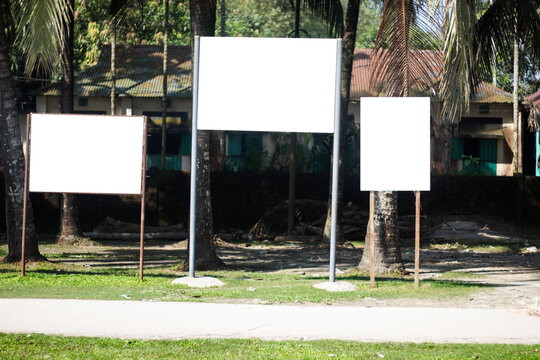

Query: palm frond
left=108, top=0, right=145, bottom=25
left=14, top=0, right=71, bottom=76
left=435, top=0, right=479, bottom=123
left=369, top=0, right=441, bottom=98
left=476, top=0, right=540, bottom=72
left=302, top=0, right=344, bottom=37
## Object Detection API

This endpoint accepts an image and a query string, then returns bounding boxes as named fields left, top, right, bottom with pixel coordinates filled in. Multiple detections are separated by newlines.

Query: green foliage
left=355, top=0, right=382, bottom=49
left=1, top=334, right=539, bottom=360
left=74, top=0, right=190, bottom=72
left=222, top=0, right=338, bottom=38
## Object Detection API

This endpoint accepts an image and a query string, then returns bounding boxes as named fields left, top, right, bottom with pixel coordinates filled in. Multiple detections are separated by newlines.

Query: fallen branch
left=83, top=231, right=188, bottom=240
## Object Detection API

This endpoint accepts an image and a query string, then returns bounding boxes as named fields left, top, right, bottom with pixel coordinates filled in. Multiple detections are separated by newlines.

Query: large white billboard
left=29, top=113, right=145, bottom=195
left=197, top=37, right=340, bottom=133
left=360, top=97, right=431, bottom=191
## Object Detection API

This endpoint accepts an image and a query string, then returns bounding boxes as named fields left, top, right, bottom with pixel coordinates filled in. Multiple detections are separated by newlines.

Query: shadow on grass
left=2, top=267, right=180, bottom=280
left=305, top=274, right=496, bottom=289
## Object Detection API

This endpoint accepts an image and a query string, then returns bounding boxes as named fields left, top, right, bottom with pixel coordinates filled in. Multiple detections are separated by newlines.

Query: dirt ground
left=47, top=216, right=540, bottom=315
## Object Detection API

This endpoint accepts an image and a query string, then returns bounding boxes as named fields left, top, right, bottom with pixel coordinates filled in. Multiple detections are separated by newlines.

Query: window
left=226, top=133, right=263, bottom=172
left=453, top=137, right=497, bottom=175
left=143, top=111, right=189, bottom=170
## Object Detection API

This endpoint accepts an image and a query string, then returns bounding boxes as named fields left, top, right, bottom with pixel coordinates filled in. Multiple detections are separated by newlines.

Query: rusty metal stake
left=369, top=191, right=375, bottom=289
left=139, top=117, right=148, bottom=280
left=21, top=115, right=31, bottom=277
left=414, top=191, right=421, bottom=288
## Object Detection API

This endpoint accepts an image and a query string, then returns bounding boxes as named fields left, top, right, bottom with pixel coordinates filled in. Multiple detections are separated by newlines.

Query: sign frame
left=20, top=113, right=148, bottom=279
left=189, top=36, right=343, bottom=282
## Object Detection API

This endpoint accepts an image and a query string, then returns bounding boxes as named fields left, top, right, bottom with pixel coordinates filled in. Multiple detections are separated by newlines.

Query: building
left=34, top=45, right=515, bottom=176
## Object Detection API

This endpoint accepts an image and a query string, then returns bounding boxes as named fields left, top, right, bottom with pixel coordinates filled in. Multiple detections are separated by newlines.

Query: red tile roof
left=350, top=49, right=512, bottom=103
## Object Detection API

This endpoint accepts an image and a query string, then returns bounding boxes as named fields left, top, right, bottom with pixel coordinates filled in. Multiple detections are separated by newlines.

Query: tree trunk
left=187, top=0, right=222, bottom=269
left=287, top=0, right=301, bottom=235
left=287, top=133, right=297, bottom=236
left=0, top=0, right=45, bottom=262
left=161, top=0, right=169, bottom=170
left=110, top=22, right=116, bottom=115
left=512, top=24, right=519, bottom=174
left=58, top=0, right=82, bottom=243
left=322, top=0, right=360, bottom=242
left=220, top=0, right=227, bottom=37
left=358, top=191, right=404, bottom=273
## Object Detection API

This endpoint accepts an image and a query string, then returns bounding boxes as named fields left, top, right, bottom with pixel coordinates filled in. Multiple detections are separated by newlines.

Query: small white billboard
left=29, top=113, right=146, bottom=195
left=360, top=97, right=430, bottom=191
left=196, top=37, right=340, bottom=133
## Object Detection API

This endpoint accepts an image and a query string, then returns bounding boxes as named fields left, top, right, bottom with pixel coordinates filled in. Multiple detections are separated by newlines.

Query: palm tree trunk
left=287, top=0, right=302, bottom=236
left=322, top=0, right=360, bottom=243
left=58, top=0, right=82, bottom=243
left=358, top=191, right=404, bottom=273
left=0, top=0, right=44, bottom=262
left=187, top=0, right=222, bottom=269
left=110, top=22, right=116, bottom=115
left=161, top=0, right=169, bottom=170
left=220, top=0, right=227, bottom=37
left=512, top=23, right=519, bottom=174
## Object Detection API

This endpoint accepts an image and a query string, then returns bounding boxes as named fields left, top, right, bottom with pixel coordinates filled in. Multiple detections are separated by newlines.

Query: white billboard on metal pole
left=360, top=97, right=431, bottom=191
left=189, top=36, right=342, bottom=281
left=197, top=37, right=338, bottom=133
left=22, top=113, right=147, bottom=279
left=29, top=113, right=146, bottom=195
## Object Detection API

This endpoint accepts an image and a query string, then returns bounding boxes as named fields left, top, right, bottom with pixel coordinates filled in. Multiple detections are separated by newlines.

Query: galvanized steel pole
left=329, top=39, right=342, bottom=282
left=188, top=36, right=201, bottom=278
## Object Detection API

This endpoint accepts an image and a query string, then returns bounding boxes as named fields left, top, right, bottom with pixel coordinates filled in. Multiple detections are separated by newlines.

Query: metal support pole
left=188, top=36, right=201, bottom=278
left=369, top=191, right=375, bottom=288
left=21, top=115, right=31, bottom=277
left=139, top=117, right=148, bottom=280
left=414, top=191, right=421, bottom=288
left=329, top=39, right=342, bottom=282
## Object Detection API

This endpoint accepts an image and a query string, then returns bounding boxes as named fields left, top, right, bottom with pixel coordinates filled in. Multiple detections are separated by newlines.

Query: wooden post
left=139, top=117, right=148, bottom=280
left=414, top=191, right=421, bottom=288
left=21, top=115, right=31, bottom=277
left=369, top=191, right=375, bottom=289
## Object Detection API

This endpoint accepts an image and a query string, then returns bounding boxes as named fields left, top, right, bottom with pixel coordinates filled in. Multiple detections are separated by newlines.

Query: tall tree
left=161, top=0, right=170, bottom=170
left=286, top=0, right=344, bottom=236
left=358, top=0, right=540, bottom=273
left=358, top=0, right=440, bottom=273
left=58, top=0, right=83, bottom=244
left=322, top=0, right=360, bottom=243
left=1, top=0, right=69, bottom=262
left=188, top=0, right=223, bottom=269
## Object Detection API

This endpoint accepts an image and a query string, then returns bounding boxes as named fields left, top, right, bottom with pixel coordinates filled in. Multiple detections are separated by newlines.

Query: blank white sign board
left=360, top=97, right=430, bottom=191
left=29, top=113, right=145, bottom=195
left=197, top=37, right=339, bottom=133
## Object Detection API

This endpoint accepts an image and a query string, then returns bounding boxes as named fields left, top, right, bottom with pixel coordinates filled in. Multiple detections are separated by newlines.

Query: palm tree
left=57, top=0, right=84, bottom=244
left=358, top=0, right=440, bottom=273
left=359, top=0, right=540, bottom=273
left=0, top=0, right=69, bottom=261
left=188, top=0, right=223, bottom=269
left=286, top=0, right=344, bottom=237
left=474, top=0, right=540, bottom=173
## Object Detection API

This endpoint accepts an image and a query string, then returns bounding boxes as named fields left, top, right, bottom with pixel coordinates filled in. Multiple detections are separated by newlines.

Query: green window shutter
left=452, top=138, right=463, bottom=160
left=244, top=134, right=262, bottom=154
left=479, top=139, right=497, bottom=162
left=479, top=139, right=497, bottom=176
left=228, top=134, right=243, bottom=156
left=180, top=134, right=191, bottom=155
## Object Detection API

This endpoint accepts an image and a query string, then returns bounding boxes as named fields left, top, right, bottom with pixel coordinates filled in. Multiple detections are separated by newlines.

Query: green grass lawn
left=0, top=333, right=538, bottom=360
left=0, top=261, right=489, bottom=304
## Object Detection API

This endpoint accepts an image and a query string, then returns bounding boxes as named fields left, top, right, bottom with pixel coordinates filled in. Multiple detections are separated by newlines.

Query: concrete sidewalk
left=1, top=298, right=539, bottom=344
